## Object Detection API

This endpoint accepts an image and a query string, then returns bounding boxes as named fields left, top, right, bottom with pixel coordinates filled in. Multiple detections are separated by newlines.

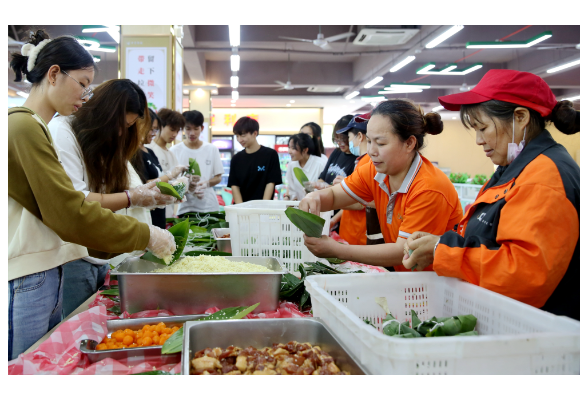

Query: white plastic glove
left=193, top=180, right=208, bottom=199
left=168, top=176, right=190, bottom=201
left=146, top=225, right=176, bottom=261
left=129, top=180, right=180, bottom=209
left=164, top=165, right=188, bottom=180
left=188, top=175, right=201, bottom=193
left=312, top=181, right=331, bottom=190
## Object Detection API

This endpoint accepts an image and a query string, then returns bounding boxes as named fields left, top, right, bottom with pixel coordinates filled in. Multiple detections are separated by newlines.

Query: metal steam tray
left=181, top=317, right=368, bottom=375
left=80, top=314, right=206, bottom=365
left=112, top=256, right=285, bottom=315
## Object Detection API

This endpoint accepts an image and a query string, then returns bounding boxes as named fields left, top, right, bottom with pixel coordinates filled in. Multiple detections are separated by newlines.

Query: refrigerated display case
left=275, top=135, right=291, bottom=187
left=211, top=136, right=233, bottom=188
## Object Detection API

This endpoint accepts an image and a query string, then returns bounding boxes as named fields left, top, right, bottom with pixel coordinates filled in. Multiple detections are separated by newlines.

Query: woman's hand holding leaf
left=303, top=234, right=339, bottom=258
left=129, top=180, right=179, bottom=209
left=146, top=225, right=176, bottom=261
left=299, top=192, right=322, bottom=216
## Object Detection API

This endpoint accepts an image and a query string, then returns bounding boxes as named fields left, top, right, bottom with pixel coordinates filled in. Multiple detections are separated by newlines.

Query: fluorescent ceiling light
left=183, top=89, right=189, bottom=95
left=290, top=100, right=295, bottom=103
left=231, top=104, right=236, bottom=107
left=231, top=99, right=236, bottom=103
left=91, top=45, right=116, bottom=53
left=432, top=106, right=444, bottom=112
left=230, top=55, right=240, bottom=72
left=230, top=76, right=239, bottom=88
left=390, top=56, right=416, bottom=73
left=466, top=31, right=552, bottom=49
left=82, top=25, right=120, bottom=43
left=232, top=90, right=239, bottom=100
left=563, top=95, right=580, bottom=101
left=229, top=25, right=240, bottom=47
left=417, top=63, right=483, bottom=75
left=16, top=91, right=29, bottom=98
left=425, top=25, right=464, bottom=49
left=361, top=96, right=386, bottom=102
left=76, top=37, right=101, bottom=51
left=547, top=59, right=580, bottom=74
left=286, top=104, right=291, bottom=107
left=378, top=89, right=423, bottom=94
left=92, top=55, right=101, bottom=63
left=345, top=91, right=360, bottom=100
left=364, top=76, right=383, bottom=89
left=384, top=83, right=431, bottom=90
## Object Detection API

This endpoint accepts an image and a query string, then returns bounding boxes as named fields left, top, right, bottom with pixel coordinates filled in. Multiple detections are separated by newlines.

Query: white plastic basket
left=224, top=201, right=332, bottom=273
left=305, top=272, right=579, bottom=374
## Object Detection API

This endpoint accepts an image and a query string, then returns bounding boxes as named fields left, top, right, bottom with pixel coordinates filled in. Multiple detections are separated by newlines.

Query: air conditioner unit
left=353, top=28, right=420, bottom=46
left=306, top=86, right=346, bottom=93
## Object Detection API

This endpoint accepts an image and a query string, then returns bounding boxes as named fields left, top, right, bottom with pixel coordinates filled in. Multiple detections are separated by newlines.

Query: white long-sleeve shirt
left=49, top=115, right=151, bottom=265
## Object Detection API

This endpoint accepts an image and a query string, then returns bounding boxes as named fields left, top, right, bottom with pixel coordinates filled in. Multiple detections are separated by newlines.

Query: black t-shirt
left=319, top=148, right=357, bottom=184
left=228, top=145, right=283, bottom=202
left=141, top=147, right=166, bottom=229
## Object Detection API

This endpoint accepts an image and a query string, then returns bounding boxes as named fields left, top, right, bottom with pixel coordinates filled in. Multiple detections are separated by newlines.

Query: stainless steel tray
left=113, top=256, right=285, bottom=315
left=212, top=228, right=232, bottom=254
left=80, top=315, right=206, bottom=365
left=181, top=318, right=368, bottom=375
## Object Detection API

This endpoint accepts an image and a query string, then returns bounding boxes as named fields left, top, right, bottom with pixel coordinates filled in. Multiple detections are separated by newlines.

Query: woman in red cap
left=402, top=69, right=580, bottom=320
left=300, top=99, right=463, bottom=269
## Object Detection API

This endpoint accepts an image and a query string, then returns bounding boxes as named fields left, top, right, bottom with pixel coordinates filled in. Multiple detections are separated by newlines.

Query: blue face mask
left=348, top=136, right=360, bottom=156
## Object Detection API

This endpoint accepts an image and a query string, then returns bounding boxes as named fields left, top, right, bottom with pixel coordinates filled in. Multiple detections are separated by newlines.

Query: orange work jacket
left=433, top=130, right=580, bottom=320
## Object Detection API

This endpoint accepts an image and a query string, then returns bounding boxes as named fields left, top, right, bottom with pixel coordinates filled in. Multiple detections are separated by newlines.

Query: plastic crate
left=305, top=272, right=579, bottom=375
left=224, top=201, right=332, bottom=273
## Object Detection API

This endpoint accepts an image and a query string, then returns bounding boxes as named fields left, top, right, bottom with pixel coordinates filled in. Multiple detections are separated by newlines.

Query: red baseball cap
left=438, top=69, right=557, bottom=117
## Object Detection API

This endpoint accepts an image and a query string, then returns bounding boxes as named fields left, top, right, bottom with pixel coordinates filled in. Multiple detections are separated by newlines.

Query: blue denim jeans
left=61, top=259, right=109, bottom=318
left=8, top=266, right=63, bottom=361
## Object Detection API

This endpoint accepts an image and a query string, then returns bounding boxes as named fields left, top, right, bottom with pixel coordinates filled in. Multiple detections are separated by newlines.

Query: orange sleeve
left=398, top=190, right=459, bottom=240
left=341, top=162, right=374, bottom=205
left=433, top=183, right=578, bottom=308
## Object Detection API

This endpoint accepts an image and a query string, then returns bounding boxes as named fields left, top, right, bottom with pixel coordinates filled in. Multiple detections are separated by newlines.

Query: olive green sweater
left=8, top=107, right=150, bottom=280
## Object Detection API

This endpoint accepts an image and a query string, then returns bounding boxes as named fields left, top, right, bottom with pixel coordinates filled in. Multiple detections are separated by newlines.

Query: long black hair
left=288, top=133, right=316, bottom=158
left=10, top=29, right=96, bottom=86
left=300, top=122, right=325, bottom=155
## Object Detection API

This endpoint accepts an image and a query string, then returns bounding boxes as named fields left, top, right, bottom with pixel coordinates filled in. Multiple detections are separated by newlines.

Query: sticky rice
left=152, top=255, right=271, bottom=273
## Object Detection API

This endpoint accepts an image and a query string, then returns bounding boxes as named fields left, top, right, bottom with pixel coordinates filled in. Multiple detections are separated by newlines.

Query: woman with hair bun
left=403, top=70, right=580, bottom=320
left=299, top=99, right=462, bottom=270
left=8, top=30, right=176, bottom=360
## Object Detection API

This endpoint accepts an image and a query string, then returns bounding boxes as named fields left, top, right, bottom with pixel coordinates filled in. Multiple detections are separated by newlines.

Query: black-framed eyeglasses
left=62, top=70, right=93, bottom=100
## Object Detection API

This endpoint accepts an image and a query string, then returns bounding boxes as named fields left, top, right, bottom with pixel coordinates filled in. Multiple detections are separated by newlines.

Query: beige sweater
left=8, top=107, right=150, bottom=281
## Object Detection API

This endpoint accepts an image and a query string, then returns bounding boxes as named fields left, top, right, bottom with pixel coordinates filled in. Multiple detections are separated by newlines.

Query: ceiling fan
left=278, top=25, right=355, bottom=51
left=274, top=53, right=310, bottom=91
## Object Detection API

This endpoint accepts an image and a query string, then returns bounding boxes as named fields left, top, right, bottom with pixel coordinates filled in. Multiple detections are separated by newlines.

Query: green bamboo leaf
left=206, top=221, right=230, bottom=232
left=183, top=250, right=232, bottom=257
left=326, top=257, right=346, bottom=264
left=132, top=371, right=177, bottom=375
left=188, top=158, right=201, bottom=176
left=411, top=309, right=421, bottom=329
left=100, top=289, right=120, bottom=296
left=293, top=167, right=309, bottom=186
left=284, top=207, right=325, bottom=238
left=189, top=226, right=208, bottom=234
left=141, top=219, right=191, bottom=265
left=161, top=326, right=183, bottom=354
left=457, top=314, right=477, bottom=333
left=230, top=303, right=260, bottom=319
left=107, top=305, right=121, bottom=314
left=157, top=181, right=183, bottom=200
left=455, top=330, right=479, bottom=336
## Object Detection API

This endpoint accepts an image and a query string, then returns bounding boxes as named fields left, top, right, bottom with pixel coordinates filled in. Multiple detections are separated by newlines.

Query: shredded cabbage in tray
left=152, top=255, right=271, bottom=274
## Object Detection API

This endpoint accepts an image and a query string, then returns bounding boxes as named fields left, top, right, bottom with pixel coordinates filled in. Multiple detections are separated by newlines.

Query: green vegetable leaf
left=293, top=167, right=309, bottom=186
left=284, top=207, right=325, bottom=238
left=141, top=219, right=191, bottom=265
